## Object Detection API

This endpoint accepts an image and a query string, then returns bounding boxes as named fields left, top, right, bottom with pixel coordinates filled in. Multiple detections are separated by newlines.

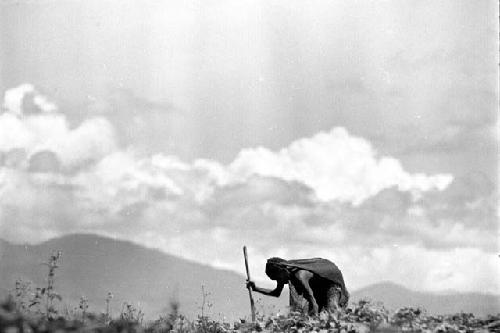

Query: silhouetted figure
left=246, top=257, right=349, bottom=316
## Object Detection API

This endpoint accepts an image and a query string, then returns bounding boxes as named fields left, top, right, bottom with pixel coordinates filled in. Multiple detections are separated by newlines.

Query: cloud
left=0, top=149, right=496, bottom=292
left=419, top=172, right=498, bottom=234
left=85, top=88, right=189, bottom=157
left=3, top=83, right=57, bottom=115
left=27, top=150, right=61, bottom=173
left=0, top=84, right=496, bottom=293
left=229, top=127, right=453, bottom=204
left=0, top=85, right=117, bottom=170
left=3, top=145, right=496, bottom=291
left=0, top=168, right=82, bottom=243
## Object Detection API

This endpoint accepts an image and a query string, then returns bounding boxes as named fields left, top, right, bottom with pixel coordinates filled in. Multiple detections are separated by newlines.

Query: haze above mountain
left=0, top=234, right=498, bottom=320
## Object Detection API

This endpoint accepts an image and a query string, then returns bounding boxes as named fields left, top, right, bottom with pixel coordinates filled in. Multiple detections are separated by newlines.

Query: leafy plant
left=105, top=291, right=114, bottom=324
left=3, top=253, right=500, bottom=332
left=120, top=302, right=144, bottom=324
left=391, top=306, right=424, bottom=330
left=42, top=250, right=63, bottom=319
left=343, top=299, right=389, bottom=330
left=79, top=295, right=89, bottom=322
left=13, top=279, right=32, bottom=312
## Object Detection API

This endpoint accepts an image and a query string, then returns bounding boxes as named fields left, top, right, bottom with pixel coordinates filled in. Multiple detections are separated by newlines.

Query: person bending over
left=246, top=257, right=349, bottom=316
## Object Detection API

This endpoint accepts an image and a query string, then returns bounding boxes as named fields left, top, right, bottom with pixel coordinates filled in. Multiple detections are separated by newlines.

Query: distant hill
left=0, top=234, right=286, bottom=321
left=1, top=234, right=498, bottom=320
left=351, top=281, right=499, bottom=317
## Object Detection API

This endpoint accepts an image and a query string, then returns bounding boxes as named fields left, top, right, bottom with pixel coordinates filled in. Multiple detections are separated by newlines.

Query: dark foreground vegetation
left=1, top=252, right=499, bottom=333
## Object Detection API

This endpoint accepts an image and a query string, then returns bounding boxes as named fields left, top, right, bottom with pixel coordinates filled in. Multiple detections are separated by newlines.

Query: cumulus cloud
left=229, top=127, right=453, bottom=204
left=50, top=127, right=455, bottom=220
left=0, top=84, right=496, bottom=293
left=3, top=147, right=496, bottom=292
left=0, top=153, right=496, bottom=292
left=27, top=150, right=61, bottom=173
left=0, top=85, right=117, bottom=170
left=3, top=83, right=57, bottom=115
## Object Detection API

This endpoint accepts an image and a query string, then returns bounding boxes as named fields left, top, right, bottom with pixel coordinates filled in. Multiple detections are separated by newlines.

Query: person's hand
left=246, top=280, right=256, bottom=291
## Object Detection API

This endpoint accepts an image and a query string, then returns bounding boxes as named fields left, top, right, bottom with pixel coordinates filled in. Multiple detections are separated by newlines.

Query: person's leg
left=289, top=283, right=309, bottom=315
left=326, top=285, right=341, bottom=314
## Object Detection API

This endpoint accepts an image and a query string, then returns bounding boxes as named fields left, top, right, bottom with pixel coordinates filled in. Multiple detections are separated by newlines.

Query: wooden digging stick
left=243, top=246, right=256, bottom=322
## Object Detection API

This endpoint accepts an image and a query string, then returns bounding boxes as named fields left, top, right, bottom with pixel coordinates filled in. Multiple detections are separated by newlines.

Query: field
left=1, top=252, right=499, bottom=333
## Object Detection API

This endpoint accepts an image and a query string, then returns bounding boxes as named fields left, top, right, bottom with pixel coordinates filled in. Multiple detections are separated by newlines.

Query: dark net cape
left=282, top=258, right=349, bottom=307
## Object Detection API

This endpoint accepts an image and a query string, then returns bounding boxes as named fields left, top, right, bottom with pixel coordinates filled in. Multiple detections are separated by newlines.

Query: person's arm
left=294, top=270, right=319, bottom=315
left=246, top=280, right=285, bottom=297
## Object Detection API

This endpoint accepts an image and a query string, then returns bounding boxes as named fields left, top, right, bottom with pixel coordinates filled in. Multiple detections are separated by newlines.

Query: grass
left=1, top=251, right=499, bottom=333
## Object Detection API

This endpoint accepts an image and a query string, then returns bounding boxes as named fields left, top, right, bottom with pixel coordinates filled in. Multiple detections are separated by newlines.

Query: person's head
left=265, top=257, right=289, bottom=282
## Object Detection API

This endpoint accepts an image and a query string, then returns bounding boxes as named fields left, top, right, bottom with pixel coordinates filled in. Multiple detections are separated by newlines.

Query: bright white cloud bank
left=229, top=128, right=453, bottom=204
left=0, top=84, right=116, bottom=169
left=3, top=83, right=57, bottom=115
left=0, top=84, right=498, bottom=294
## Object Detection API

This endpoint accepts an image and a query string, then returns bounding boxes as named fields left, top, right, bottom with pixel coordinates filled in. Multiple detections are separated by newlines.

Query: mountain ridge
left=350, top=281, right=499, bottom=316
left=1, top=234, right=498, bottom=319
left=0, top=233, right=279, bottom=320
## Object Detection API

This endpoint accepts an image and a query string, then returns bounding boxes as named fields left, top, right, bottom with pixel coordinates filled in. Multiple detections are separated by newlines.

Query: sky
left=0, top=0, right=498, bottom=294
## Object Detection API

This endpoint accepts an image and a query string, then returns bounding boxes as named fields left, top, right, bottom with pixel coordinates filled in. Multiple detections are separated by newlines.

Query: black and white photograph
left=0, top=0, right=498, bottom=331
